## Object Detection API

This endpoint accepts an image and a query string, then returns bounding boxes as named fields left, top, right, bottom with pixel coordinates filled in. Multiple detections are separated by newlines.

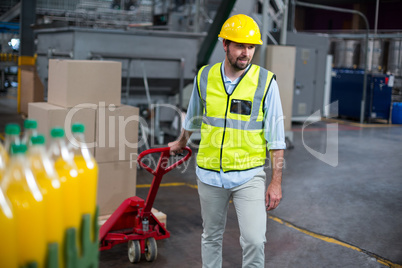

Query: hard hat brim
left=218, top=34, right=263, bottom=45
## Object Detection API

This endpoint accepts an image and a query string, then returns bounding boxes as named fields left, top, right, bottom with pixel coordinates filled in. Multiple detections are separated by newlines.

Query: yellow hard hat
left=218, top=14, right=263, bottom=45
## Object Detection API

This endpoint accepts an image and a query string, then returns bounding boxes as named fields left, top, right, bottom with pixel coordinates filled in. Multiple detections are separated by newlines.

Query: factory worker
left=169, top=14, right=286, bottom=268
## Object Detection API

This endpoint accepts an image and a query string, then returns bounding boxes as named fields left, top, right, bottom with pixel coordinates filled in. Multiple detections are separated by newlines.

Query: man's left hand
left=266, top=181, right=282, bottom=211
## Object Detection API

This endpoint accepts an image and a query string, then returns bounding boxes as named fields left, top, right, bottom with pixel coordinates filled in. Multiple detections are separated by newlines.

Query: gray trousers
left=197, top=170, right=267, bottom=268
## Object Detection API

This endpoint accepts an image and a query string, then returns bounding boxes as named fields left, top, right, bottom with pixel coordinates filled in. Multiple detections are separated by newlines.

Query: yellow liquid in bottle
left=0, top=144, right=8, bottom=181
left=74, top=156, right=98, bottom=215
left=30, top=154, right=64, bottom=267
left=0, top=190, right=18, bottom=268
left=55, top=157, right=81, bottom=256
left=35, top=172, right=64, bottom=242
left=6, top=172, right=46, bottom=267
left=74, top=155, right=98, bottom=241
left=0, top=143, right=9, bottom=161
left=54, top=157, right=80, bottom=231
left=36, top=173, right=64, bottom=242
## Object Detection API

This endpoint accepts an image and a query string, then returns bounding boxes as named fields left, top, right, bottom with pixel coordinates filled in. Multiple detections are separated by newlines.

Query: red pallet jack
left=99, top=146, right=192, bottom=263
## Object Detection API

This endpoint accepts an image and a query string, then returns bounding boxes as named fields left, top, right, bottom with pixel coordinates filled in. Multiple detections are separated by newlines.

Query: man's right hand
left=168, top=140, right=185, bottom=155
left=168, top=129, right=193, bottom=155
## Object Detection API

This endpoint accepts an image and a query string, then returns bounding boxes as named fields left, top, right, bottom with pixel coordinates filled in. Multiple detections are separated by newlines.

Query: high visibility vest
left=196, top=63, right=275, bottom=172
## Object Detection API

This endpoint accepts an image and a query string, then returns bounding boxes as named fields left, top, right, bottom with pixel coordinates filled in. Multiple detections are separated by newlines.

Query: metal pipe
left=326, top=33, right=402, bottom=39
left=374, top=0, right=379, bottom=35
left=260, top=0, right=269, bottom=66
left=290, top=0, right=296, bottom=32
left=280, top=0, right=289, bottom=45
left=195, top=0, right=200, bottom=33
left=371, top=0, right=380, bottom=74
left=295, top=1, right=370, bottom=124
left=140, top=60, right=153, bottom=111
left=48, top=49, right=73, bottom=58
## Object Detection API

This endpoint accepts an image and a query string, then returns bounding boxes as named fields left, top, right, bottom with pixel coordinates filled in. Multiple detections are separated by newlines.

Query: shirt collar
left=221, top=60, right=251, bottom=84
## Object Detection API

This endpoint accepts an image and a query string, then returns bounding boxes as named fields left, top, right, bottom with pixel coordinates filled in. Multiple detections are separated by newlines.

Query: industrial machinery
left=331, top=68, right=393, bottom=122
left=34, top=27, right=204, bottom=145
left=99, top=147, right=192, bottom=263
left=328, top=34, right=402, bottom=122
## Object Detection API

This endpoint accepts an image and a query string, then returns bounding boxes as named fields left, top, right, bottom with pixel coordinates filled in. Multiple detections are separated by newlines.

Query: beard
left=226, top=46, right=250, bottom=71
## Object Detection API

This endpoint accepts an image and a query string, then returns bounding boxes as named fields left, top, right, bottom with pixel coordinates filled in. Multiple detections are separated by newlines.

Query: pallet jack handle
left=137, top=146, right=192, bottom=216
left=138, top=146, right=192, bottom=175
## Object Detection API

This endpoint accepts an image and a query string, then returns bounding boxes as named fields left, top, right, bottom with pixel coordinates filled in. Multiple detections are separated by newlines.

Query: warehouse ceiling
left=298, top=0, right=398, bottom=4
left=1, top=0, right=401, bottom=31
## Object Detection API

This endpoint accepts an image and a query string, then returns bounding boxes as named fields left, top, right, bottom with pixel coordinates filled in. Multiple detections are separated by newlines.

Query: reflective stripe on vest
left=196, top=63, right=275, bottom=172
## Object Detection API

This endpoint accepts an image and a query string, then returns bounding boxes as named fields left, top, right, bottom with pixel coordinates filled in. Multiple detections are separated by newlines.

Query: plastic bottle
left=68, top=123, right=98, bottom=240
left=2, top=144, right=46, bottom=267
left=48, top=128, right=81, bottom=258
left=28, top=135, right=64, bottom=266
left=4, top=123, right=20, bottom=154
left=0, top=142, right=8, bottom=180
left=48, top=128, right=80, bottom=233
left=69, top=124, right=98, bottom=215
left=0, top=185, right=18, bottom=268
left=22, top=119, right=38, bottom=146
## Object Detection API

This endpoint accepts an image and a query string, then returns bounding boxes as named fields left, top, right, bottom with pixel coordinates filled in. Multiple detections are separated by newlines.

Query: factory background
left=0, top=0, right=401, bottom=267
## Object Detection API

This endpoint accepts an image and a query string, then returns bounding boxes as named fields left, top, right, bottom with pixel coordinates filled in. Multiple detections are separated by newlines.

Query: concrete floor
left=1, top=90, right=401, bottom=268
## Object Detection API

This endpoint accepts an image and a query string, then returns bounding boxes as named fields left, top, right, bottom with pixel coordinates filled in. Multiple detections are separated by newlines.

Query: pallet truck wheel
left=128, top=240, right=141, bottom=263
left=144, top=237, right=157, bottom=262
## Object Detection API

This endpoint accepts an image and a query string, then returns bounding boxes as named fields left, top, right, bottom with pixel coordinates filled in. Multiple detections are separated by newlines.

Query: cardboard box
left=20, top=66, right=44, bottom=115
left=97, top=161, right=137, bottom=216
left=28, top=102, right=96, bottom=154
left=265, top=45, right=296, bottom=132
left=252, top=45, right=296, bottom=132
left=28, top=103, right=140, bottom=160
left=47, top=59, right=122, bottom=107
left=95, top=105, right=139, bottom=163
left=151, top=208, right=167, bottom=227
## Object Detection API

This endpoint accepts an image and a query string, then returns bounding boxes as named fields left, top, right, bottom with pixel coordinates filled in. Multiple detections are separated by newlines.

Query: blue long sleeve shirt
left=184, top=61, right=286, bottom=189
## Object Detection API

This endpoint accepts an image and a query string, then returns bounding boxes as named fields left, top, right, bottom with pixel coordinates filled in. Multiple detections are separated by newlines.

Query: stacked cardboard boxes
left=28, top=59, right=139, bottom=216
left=20, top=65, right=44, bottom=115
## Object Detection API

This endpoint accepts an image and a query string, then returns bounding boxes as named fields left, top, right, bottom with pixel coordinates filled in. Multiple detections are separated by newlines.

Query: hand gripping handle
left=137, top=146, right=192, bottom=175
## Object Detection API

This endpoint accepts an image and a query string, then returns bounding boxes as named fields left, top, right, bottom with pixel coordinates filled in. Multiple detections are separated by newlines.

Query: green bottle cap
left=71, top=123, right=85, bottom=133
left=5, top=123, right=20, bottom=136
left=50, top=128, right=65, bottom=138
left=11, top=144, right=27, bottom=155
left=30, top=135, right=45, bottom=145
left=24, top=119, right=37, bottom=129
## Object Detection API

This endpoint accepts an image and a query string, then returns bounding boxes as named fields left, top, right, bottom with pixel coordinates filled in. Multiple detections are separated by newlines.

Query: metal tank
left=359, top=39, right=383, bottom=73
left=387, top=38, right=402, bottom=76
left=333, top=39, right=359, bottom=69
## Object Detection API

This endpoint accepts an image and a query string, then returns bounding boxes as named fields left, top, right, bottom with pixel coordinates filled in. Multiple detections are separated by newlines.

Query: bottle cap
left=24, top=119, right=37, bottom=129
left=72, top=123, right=85, bottom=133
left=51, top=128, right=65, bottom=138
left=5, top=123, right=20, bottom=136
left=31, top=135, right=45, bottom=145
left=11, top=144, right=27, bottom=155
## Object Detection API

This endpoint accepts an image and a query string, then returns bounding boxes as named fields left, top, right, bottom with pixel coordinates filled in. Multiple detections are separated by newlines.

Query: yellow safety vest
left=196, top=63, right=275, bottom=172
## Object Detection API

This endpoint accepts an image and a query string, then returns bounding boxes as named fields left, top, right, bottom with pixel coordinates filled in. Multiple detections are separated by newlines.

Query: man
left=169, top=14, right=285, bottom=268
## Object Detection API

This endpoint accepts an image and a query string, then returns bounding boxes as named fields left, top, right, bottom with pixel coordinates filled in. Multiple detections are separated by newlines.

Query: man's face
left=225, top=41, right=256, bottom=71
